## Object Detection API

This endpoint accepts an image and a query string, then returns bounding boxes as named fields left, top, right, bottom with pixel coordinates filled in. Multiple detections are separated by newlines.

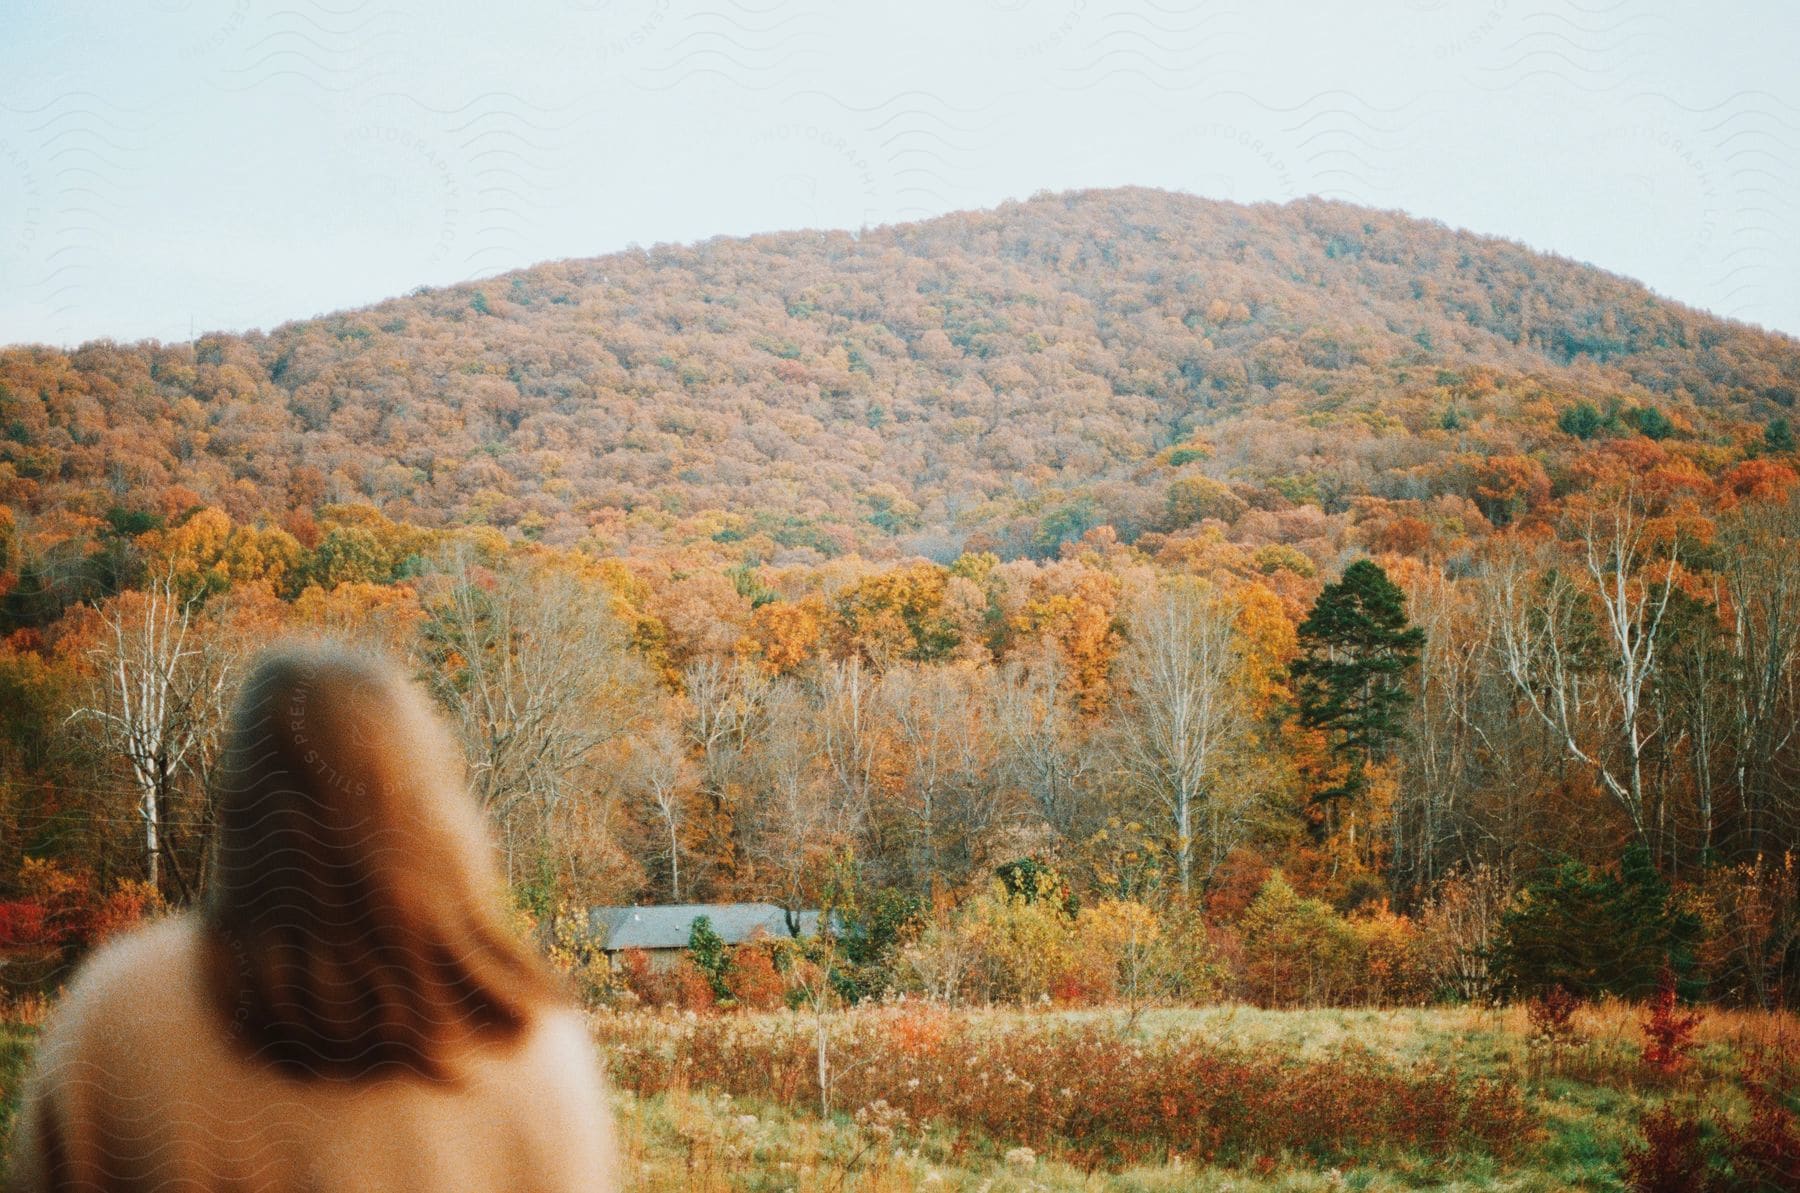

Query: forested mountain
left=4, top=186, right=1796, bottom=568
left=4, top=189, right=1799, bottom=1012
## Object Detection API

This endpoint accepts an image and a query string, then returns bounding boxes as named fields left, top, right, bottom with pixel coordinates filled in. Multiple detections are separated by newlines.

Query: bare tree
left=423, top=553, right=652, bottom=888
left=898, top=906, right=983, bottom=1005
left=993, top=648, right=1098, bottom=846
left=626, top=722, right=695, bottom=901
left=684, top=657, right=769, bottom=784
left=1718, top=493, right=1800, bottom=853
left=682, top=656, right=770, bottom=885
left=812, top=657, right=883, bottom=844
left=1491, top=495, right=1678, bottom=843
left=1115, top=581, right=1247, bottom=895
left=1416, top=863, right=1512, bottom=1004
left=742, top=680, right=838, bottom=932
left=1397, top=570, right=1488, bottom=891
left=878, top=663, right=998, bottom=894
left=70, top=572, right=236, bottom=897
left=1659, top=587, right=1731, bottom=865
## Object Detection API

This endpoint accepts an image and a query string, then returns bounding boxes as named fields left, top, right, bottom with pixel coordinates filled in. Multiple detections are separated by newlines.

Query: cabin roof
left=587, top=902, right=822, bottom=951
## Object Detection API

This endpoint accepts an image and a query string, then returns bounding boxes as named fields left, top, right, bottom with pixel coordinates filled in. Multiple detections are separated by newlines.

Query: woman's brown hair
left=202, top=643, right=562, bottom=1081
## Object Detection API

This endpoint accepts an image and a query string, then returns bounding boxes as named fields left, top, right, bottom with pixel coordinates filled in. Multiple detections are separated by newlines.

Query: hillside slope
left=2, top=187, right=1797, bottom=562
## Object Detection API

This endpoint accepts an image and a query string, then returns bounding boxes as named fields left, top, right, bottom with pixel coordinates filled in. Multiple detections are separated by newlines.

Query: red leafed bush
left=1622, top=1071, right=1800, bottom=1192
left=593, top=1005, right=1533, bottom=1167
left=616, top=949, right=716, bottom=1011
left=88, top=880, right=163, bottom=946
left=1641, top=966, right=1704, bottom=1074
left=723, top=943, right=786, bottom=1011
left=0, top=900, right=48, bottom=949
left=1623, top=1106, right=1709, bottom=1193
left=1527, top=985, right=1581, bottom=1047
left=1, top=864, right=163, bottom=953
left=669, top=957, right=717, bottom=1013
left=1724, top=1076, right=1800, bottom=1189
left=15, top=858, right=95, bottom=948
left=616, top=948, right=658, bottom=1005
left=1048, top=969, right=1108, bottom=1006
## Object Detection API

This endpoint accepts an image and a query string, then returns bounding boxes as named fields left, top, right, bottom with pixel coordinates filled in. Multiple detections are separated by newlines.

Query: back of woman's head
left=203, top=643, right=561, bottom=1082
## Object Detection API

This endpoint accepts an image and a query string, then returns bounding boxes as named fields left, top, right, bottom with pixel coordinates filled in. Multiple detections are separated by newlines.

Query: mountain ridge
left=2, top=186, right=1796, bottom=567
left=31, top=185, right=1735, bottom=350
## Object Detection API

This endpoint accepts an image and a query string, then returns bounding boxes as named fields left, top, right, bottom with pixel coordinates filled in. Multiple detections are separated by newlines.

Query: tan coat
left=9, top=916, right=620, bottom=1192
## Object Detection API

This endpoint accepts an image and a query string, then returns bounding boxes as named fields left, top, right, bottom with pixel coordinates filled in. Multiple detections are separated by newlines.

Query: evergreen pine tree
left=1494, top=845, right=1700, bottom=999
left=1765, top=417, right=1796, bottom=454
left=1292, top=559, right=1425, bottom=806
left=687, top=915, right=730, bottom=998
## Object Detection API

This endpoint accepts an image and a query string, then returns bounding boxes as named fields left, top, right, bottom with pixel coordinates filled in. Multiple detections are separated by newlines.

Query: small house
left=588, top=902, right=824, bottom=970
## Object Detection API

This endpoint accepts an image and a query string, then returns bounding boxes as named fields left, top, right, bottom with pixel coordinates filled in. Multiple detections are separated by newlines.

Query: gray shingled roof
left=588, top=903, right=822, bottom=951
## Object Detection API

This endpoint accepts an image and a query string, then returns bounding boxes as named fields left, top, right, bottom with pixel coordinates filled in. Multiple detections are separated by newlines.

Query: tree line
left=2, top=467, right=1796, bottom=1008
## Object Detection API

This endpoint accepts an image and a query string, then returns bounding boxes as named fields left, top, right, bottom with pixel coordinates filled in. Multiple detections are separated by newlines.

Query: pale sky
left=3, top=0, right=1797, bottom=346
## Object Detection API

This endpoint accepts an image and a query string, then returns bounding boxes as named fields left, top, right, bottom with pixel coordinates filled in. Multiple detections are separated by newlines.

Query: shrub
left=1691, top=854, right=1798, bottom=1009
left=993, top=858, right=1076, bottom=914
left=688, top=915, right=730, bottom=999
left=1621, top=1073, right=1800, bottom=1191
left=613, top=950, right=728, bottom=1014
left=1641, top=965, right=1704, bottom=1075
left=87, top=880, right=163, bottom=946
left=1416, top=864, right=1511, bottom=1003
left=1062, top=899, right=1227, bottom=1017
left=779, top=952, right=829, bottom=1012
left=724, top=941, right=786, bottom=1010
left=899, top=884, right=1055, bottom=1004
left=1154, top=901, right=1229, bottom=1003
left=836, top=886, right=924, bottom=998
left=1238, top=872, right=1362, bottom=1007
left=1204, top=847, right=1273, bottom=922
left=1067, top=899, right=1166, bottom=1012
left=15, top=858, right=93, bottom=948
left=1349, top=903, right=1427, bottom=1005
left=0, top=991, right=51, bottom=1027
left=537, top=902, right=615, bottom=1007
left=0, top=860, right=165, bottom=955
left=617, top=948, right=662, bottom=1006
left=1526, top=985, right=1581, bottom=1049
left=1497, top=846, right=1700, bottom=1000
left=1724, top=1074, right=1800, bottom=1189
left=1623, top=1106, right=1710, bottom=1193
left=961, top=882, right=1076, bottom=1004
left=0, top=901, right=47, bottom=949
left=593, top=1005, right=1533, bottom=1168
left=670, top=957, right=719, bottom=1013
left=897, top=907, right=986, bottom=1004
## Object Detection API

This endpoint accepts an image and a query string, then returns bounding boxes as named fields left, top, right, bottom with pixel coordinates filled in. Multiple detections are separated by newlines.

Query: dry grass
left=5, top=1001, right=1796, bottom=1190
left=614, top=1085, right=1539, bottom=1192
left=595, top=1003, right=1531, bottom=1169
left=596, top=1001, right=1799, bottom=1191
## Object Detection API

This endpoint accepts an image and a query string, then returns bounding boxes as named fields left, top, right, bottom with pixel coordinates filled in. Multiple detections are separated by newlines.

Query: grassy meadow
left=4, top=999, right=1795, bottom=1191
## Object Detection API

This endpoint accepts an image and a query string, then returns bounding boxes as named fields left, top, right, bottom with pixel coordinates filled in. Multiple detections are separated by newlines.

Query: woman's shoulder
left=519, top=1008, right=604, bottom=1080
left=481, top=1007, right=608, bottom=1110
left=46, top=916, right=207, bottom=1043
left=531, top=1007, right=598, bottom=1052
left=480, top=1008, right=618, bottom=1176
left=68, top=915, right=201, bottom=997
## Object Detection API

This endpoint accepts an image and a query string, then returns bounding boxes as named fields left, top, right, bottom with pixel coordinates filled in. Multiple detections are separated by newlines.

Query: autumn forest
left=3, top=185, right=1800, bottom=1013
